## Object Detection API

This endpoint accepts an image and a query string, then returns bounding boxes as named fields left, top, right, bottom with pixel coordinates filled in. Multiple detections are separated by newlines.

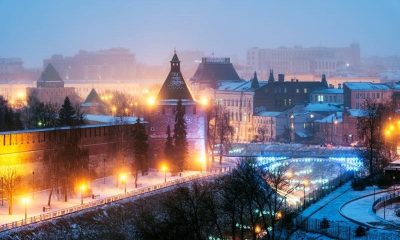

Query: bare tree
left=0, top=166, right=21, bottom=215
left=357, top=99, right=395, bottom=175
left=208, top=104, right=234, bottom=164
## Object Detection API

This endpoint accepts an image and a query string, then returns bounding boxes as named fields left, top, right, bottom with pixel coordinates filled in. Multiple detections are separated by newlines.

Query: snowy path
left=0, top=164, right=232, bottom=232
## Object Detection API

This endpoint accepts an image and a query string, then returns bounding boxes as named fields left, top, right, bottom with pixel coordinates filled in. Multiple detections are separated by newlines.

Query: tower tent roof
left=157, top=52, right=193, bottom=100
left=38, top=64, right=63, bottom=82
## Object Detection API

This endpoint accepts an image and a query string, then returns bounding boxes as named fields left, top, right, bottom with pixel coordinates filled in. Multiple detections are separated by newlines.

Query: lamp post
left=161, top=165, right=168, bottom=183
left=80, top=184, right=87, bottom=205
left=103, top=158, right=106, bottom=184
left=119, top=173, right=127, bottom=194
left=21, top=197, right=30, bottom=221
left=32, top=171, right=35, bottom=199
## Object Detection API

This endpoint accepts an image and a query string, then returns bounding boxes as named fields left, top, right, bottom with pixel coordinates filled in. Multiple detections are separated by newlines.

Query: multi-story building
left=247, top=43, right=360, bottom=78
left=26, top=64, right=78, bottom=105
left=0, top=58, right=39, bottom=83
left=343, top=82, right=393, bottom=109
left=310, top=88, right=344, bottom=104
left=253, top=72, right=329, bottom=112
left=215, top=73, right=262, bottom=142
left=44, top=48, right=136, bottom=82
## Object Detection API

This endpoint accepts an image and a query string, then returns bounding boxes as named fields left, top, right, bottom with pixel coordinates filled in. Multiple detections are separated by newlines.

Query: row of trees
left=357, top=98, right=397, bottom=176
left=163, top=99, right=188, bottom=173
left=0, top=96, right=23, bottom=131
left=131, top=159, right=296, bottom=240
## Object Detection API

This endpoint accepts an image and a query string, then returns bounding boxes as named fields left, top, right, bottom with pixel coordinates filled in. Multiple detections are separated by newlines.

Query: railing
left=295, top=215, right=400, bottom=240
left=0, top=167, right=232, bottom=233
left=372, top=189, right=400, bottom=213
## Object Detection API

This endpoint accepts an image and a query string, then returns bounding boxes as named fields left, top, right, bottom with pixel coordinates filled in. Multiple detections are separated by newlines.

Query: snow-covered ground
left=0, top=170, right=197, bottom=226
left=298, top=183, right=400, bottom=239
left=0, top=160, right=234, bottom=231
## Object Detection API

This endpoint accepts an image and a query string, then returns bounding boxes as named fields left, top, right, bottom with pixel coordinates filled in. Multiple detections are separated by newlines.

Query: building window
left=304, top=88, right=307, bottom=93
left=150, top=127, right=155, bottom=131
left=318, top=95, right=324, bottom=102
left=296, top=89, right=299, bottom=93
left=284, top=88, right=287, bottom=93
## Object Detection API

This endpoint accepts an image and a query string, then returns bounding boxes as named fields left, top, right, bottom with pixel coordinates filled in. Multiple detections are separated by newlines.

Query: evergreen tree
left=132, top=118, right=149, bottom=187
left=173, top=99, right=187, bottom=172
left=0, top=96, right=23, bottom=132
left=58, top=97, right=77, bottom=127
left=164, top=125, right=174, bottom=162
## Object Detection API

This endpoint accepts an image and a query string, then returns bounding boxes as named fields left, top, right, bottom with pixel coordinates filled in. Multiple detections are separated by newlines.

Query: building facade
left=44, top=48, right=136, bottom=82
left=310, top=88, right=344, bottom=104
left=247, top=43, right=360, bottom=78
left=343, top=82, right=393, bottom=109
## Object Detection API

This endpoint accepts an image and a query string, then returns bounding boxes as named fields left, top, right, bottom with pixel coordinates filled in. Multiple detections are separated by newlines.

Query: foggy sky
left=1, top=0, right=399, bottom=68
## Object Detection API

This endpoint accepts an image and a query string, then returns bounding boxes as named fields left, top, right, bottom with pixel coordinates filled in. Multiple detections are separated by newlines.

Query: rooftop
left=217, top=80, right=267, bottom=92
left=255, top=111, right=282, bottom=117
left=344, top=82, right=391, bottom=91
left=315, top=112, right=343, bottom=123
left=191, top=57, right=241, bottom=86
left=311, top=88, right=343, bottom=94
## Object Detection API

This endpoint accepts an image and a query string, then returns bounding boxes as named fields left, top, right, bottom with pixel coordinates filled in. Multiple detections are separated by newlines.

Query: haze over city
left=1, top=0, right=400, bottom=67
left=2, top=1, right=400, bottom=239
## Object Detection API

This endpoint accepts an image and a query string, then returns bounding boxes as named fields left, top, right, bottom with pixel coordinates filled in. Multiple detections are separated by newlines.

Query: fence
left=295, top=215, right=400, bottom=240
left=0, top=166, right=232, bottom=233
left=295, top=172, right=353, bottom=211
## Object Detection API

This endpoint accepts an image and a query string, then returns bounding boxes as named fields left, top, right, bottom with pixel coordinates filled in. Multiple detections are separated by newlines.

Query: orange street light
left=79, top=183, right=87, bottom=205
left=254, top=225, right=262, bottom=234
left=286, top=171, right=293, bottom=178
left=147, top=96, right=156, bottom=106
left=111, top=106, right=117, bottom=114
left=119, top=173, right=128, bottom=194
left=161, top=164, right=168, bottom=183
left=385, top=129, right=392, bottom=138
left=276, top=211, right=283, bottom=220
left=199, top=96, right=209, bottom=107
left=21, top=197, right=30, bottom=220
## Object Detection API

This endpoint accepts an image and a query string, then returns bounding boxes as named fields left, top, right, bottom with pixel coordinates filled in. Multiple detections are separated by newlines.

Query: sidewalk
left=0, top=170, right=199, bottom=226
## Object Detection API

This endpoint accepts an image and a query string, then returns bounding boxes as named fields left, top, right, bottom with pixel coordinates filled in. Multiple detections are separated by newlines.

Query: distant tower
left=268, top=69, right=275, bottom=83
left=321, top=74, right=328, bottom=88
left=250, top=71, right=260, bottom=89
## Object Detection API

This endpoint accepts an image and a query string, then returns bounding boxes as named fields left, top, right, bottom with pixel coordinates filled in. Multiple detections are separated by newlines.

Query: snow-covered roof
left=347, top=109, right=368, bottom=117
left=217, top=80, right=267, bottom=91
left=255, top=111, right=282, bottom=117
left=304, top=103, right=343, bottom=112
left=344, top=82, right=391, bottom=91
left=315, top=112, right=343, bottom=123
left=86, top=114, right=142, bottom=124
left=311, top=88, right=343, bottom=94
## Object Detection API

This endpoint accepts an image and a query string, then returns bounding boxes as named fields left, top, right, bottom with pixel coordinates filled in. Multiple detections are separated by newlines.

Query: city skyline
left=1, top=0, right=400, bottom=67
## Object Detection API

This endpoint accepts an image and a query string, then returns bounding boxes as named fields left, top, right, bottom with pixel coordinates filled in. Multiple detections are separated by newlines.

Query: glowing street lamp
left=79, top=183, right=87, bottom=205
left=198, top=155, right=206, bottom=173
left=21, top=197, right=30, bottom=221
left=254, top=225, right=262, bottom=235
left=111, top=106, right=117, bottom=115
left=147, top=96, right=156, bottom=106
left=199, top=96, right=209, bottom=107
left=161, top=164, right=168, bottom=183
left=119, top=173, right=127, bottom=194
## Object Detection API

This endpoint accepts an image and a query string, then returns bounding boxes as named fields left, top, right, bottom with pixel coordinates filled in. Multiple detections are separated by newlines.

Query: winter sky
left=0, top=0, right=399, bottom=67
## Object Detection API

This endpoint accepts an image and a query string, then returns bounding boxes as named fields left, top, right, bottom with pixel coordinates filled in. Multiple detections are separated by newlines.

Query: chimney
left=278, top=74, right=285, bottom=82
left=338, top=83, right=342, bottom=89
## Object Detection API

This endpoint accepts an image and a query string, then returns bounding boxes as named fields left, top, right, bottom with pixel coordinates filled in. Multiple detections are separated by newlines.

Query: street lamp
left=79, top=183, right=87, bottom=205
left=32, top=171, right=35, bottom=199
left=119, top=173, right=127, bottom=194
left=21, top=197, right=30, bottom=221
left=198, top=155, right=206, bottom=173
left=161, top=164, right=168, bottom=183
